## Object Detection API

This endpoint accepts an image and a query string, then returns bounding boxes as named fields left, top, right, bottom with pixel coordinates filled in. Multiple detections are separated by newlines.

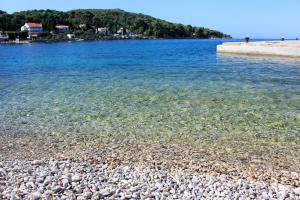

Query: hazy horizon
left=1, top=0, right=300, bottom=39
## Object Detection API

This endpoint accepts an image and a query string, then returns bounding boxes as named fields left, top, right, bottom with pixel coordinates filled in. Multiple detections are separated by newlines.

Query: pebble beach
left=1, top=133, right=299, bottom=199
left=1, top=159, right=299, bottom=200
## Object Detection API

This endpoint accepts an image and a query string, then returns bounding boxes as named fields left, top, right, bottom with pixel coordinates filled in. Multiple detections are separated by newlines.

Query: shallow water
left=0, top=40, right=299, bottom=138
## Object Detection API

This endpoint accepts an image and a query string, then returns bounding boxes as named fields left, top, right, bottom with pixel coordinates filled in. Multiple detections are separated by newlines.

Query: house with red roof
left=21, top=22, right=43, bottom=39
left=55, top=25, right=69, bottom=33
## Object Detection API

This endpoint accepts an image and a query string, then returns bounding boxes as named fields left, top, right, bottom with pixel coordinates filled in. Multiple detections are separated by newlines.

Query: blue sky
left=2, top=0, right=299, bottom=39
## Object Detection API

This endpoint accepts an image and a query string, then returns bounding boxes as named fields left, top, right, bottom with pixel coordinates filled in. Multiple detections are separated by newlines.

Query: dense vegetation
left=0, top=9, right=230, bottom=39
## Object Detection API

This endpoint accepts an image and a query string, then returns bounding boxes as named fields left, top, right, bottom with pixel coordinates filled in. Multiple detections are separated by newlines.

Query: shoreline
left=1, top=133, right=299, bottom=181
left=0, top=37, right=231, bottom=45
left=1, top=133, right=299, bottom=199
left=1, top=159, right=299, bottom=199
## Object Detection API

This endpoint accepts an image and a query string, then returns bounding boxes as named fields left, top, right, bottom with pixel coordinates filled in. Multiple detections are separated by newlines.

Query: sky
left=1, top=0, right=300, bottom=39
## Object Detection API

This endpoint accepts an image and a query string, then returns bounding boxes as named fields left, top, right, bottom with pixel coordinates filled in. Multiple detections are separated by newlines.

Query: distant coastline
left=0, top=37, right=233, bottom=45
left=0, top=9, right=231, bottom=44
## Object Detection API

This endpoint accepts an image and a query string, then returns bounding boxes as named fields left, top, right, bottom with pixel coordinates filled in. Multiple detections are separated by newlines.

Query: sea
left=0, top=39, right=299, bottom=138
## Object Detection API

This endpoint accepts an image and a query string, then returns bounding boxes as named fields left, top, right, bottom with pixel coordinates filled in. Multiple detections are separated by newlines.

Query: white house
left=55, top=25, right=69, bottom=33
left=126, top=30, right=137, bottom=37
left=96, top=27, right=110, bottom=35
left=0, top=31, right=9, bottom=42
left=21, top=22, right=43, bottom=39
left=116, top=28, right=136, bottom=37
left=116, top=28, right=125, bottom=35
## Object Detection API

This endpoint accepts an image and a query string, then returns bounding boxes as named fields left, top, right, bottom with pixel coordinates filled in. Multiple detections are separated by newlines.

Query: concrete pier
left=217, top=41, right=300, bottom=57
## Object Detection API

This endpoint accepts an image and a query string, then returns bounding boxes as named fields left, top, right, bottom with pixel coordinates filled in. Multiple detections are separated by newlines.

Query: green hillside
left=0, top=9, right=231, bottom=39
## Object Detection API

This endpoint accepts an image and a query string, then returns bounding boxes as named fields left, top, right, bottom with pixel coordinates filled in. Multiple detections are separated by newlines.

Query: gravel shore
left=1, top=159, right=299, bottom=200
left=1, top=133, right=300, bottom=199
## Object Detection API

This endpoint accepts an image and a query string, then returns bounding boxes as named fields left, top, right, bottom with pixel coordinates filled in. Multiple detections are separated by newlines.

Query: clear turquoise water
left=0, top=40, right=299, bottom=138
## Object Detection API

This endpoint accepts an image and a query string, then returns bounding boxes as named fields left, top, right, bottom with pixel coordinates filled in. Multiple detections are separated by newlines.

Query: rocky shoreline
left=1, top=133, right=299, bottom=199
left=1, top=159, right=299, bottom=200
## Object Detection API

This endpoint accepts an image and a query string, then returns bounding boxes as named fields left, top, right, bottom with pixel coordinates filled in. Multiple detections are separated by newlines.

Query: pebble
left=32, top=160, right=44, bottom=166
left=0, top=159, right=297, bottom=200
left=0, top=168, right=7, bottom=176
left=52, top=186, right=62, bottom=193
left=99, top=188, right=111, bottom=197
left=294, top=187, right=300, bottom=195
left=71, top=174, right=81, bottom=182
left=30, top=191, right=41, bottom=200
left=62, top=178, right=69, bottom=188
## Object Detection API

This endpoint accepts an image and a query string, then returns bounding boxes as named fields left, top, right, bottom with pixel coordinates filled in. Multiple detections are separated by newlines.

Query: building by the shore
left=96, top=27, right=110, bottom=35
left=116, top=28, right=125, bottom=35
left=21, top=22, right=43, bottom=39
left=0, top=31, right=9, bottom=42
left=56, top=25, right=70, bottom=33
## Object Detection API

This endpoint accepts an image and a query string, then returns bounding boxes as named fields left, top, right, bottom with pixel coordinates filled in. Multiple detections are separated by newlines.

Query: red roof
left=25, top=22, right=42, bottom=27
left=56, top=25, right=69, bottom=29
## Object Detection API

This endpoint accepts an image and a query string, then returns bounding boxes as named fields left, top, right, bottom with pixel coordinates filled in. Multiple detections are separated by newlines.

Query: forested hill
left=0, top=9, right=231, bottom=39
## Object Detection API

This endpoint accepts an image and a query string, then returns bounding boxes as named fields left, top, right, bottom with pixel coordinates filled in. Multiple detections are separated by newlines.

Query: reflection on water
left=0, top=40, right=299, bottom=138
